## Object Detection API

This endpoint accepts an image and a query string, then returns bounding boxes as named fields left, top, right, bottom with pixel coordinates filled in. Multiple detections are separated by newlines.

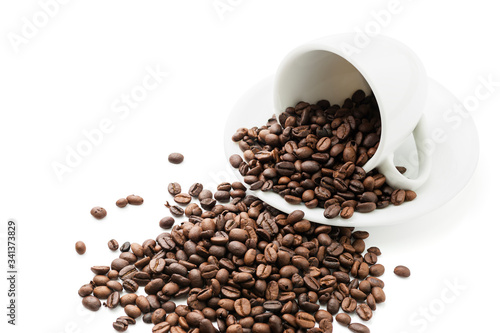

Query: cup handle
left=376, top=115, right=432, bottom=191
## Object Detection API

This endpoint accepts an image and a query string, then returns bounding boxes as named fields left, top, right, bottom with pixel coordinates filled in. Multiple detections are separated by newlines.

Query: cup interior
left=274, top=50, right=372, bottom=113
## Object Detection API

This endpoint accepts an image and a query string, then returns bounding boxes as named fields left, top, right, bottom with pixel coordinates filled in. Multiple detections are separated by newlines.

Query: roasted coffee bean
left=120, top=242, right=131, bottom=252
left=168, top=153, right=184, bottom=164
left=369, top=264, right=385, bottom=277
left=113, top=321, right=128, bottom=332
left=405, top=190, right=417, bottom=201
left=165, top=202, right=184, bottom=217
left=356, top=303, right=373, bottom=321
left=324, top=205, right=341, bottom=219
left=234, top=298, right=252, bottom=317
left=124, top=305, right=142, bottom=318
left=348, top=323, right=370, bottom=333
left=336, top=313, right=351, bottom=326
left=75, top=241, right=86, bottom=255
left=116, top=198, right=128, bottom=208
left=152, top=322, right=171, bottom=333
left=394, top=265, right=411, bottom=277
left=168, top=182, right=182, bottom=195
left=105, top=291, right=120, bottom=309
left=108, top=239, right=119, bottom=251
left=371, top=287, right=386, bottom=303
left=295, top=312, right=315, bottom=329
left=82, top=296, right=101, bottom=311
left=90, top=206, right=107, bottom=219
left=174, top=193, right=191, bottom=205
left=189, top=183, right=203, bottom=197
left=123, top=279, right=139, bottom=293
left=390, top=189, right=406, bottom=206
left=126, top=195, right=143, bottom=205
left=159, top=216, right=175, bottom=229
left=229, top=154, right=244, bottom=168
left=341, top=297, right=357, bottom=313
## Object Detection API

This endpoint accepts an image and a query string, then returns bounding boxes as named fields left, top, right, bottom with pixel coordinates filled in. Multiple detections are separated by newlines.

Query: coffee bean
left=82, top=296, right=101, bottom=311
left=295, top=312, right=315, bottom=329
left=342, top=297, right=357, bottom=313
left=405, top=190, right=417, bottom=201
left=390, top=189, right=405, bottom=206
left=168, top=182, right=182, bottom=196
left=107, top=239, right=119, bottom=251
left=159, top=217, right=175, bottom=229
left=152, top=322, right=171, bottom=333
left=356, top=303, right=373, bottom=321
left=120, top=242, right=131, bottom=252
left=165, top=201, right=184, bottom=217
left=168, top=153, right=184, bottom=164
left=124, top=305, right=142, bottom=319
left=356, top=202, right=376, bottom=213
left=348, top=323, right=370, bottom=333
left=116, top=198, right=128, bottom=208
left=336, top=313, right=351, bottom=326
left=90, top=207, right=107, bottom=219
left=189, top=183, right=203, bottom=197
left=394, top=265, right=411, bottom=277
left=113, top=321, right=128, bottom=332
left=75, top=241, right=86, bottom=255
left=324, top=205, right=341, bottom=219
left=174, top=193, right=191, bottom=205
left=371, top=286, right=386, bottom=303
left=234, top=298, right=252, bottom=317
left=105, top=291, right=120, bottom=309
left=126, top=195, right=143, bottom=205
left=229, top=154, right=244, bottom=168
left=369, top=264, right=385, bottom=277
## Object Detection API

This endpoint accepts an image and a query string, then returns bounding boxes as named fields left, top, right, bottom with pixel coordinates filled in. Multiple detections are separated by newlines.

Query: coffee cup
left=273, top=33, right=431, bottom=190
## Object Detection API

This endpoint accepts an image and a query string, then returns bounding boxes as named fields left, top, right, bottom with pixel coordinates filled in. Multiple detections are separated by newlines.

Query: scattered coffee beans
left=79, top=180, right=411, bottom=332
left=90, top=206, right=107, bottom=219
left=168, top=153, right=184, bottom=164
left=230, top=90, right=416, bottom=219
left=75, top=241, right=86, bottom=255
left=394, top=265, right=411, bottom=277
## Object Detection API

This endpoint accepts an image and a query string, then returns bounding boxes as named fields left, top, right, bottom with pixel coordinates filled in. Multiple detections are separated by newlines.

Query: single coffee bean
left=405, top=190, right=417, bottom=201
left=120, top=241, right=131, bottom=252
left=168, top=153, right=184, bottom=164
left=116, top=198, right=128, bottom=208
left=108, top=239, right=119, bottom=251
left=124, top=305, right=142, bottom=319
left=324, top=205, right=341, bottom=219
left=168, top=182, right=182, bottom=196
left=152, top=322, right=171, bottom=333
left=82, top=296, right=101, bottom=311
left=295, top=312, right=315, bottom=329
left=75, top=241, right=86, bottom=255
left=394, top=265, right=411, bottom=277
left=165, top=202, right=184, bottom=217
left=90, top=206, right=107, bottom=219
left=159, top=217, right=175, bottom=229
left=113, top=321, right=128, bottom=332
left=189, top=183, right=203, bottom=197
left=371, top=286, right=386, bottom=303
left=229, top=154, right=244, bottom=168
left=78, top=283, right=94, bottom=297
left=126, top=195, right=143, bottom=205
left=369, top=264, right=385, bottom=277
left=174, top=193, right=191, bottom=205
left=356, top=304, right=373, bottom=321
left=336, top=313, right=351, bottom=326
left=105, top=291, right=120, bottom=309
left=234, top=298, right=252, bottom=317
left=342, top=297, right=357, bottom=313
left=348, top=323, right=370, bottom=333
left=390, top=189, right=406, bottom=206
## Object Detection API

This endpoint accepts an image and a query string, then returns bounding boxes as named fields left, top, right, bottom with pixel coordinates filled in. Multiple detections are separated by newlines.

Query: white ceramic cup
left=274, top=34, right=431, bottom=190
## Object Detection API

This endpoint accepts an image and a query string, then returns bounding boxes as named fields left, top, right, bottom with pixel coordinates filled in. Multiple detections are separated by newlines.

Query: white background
left=0, top=1, right=499, bottom=333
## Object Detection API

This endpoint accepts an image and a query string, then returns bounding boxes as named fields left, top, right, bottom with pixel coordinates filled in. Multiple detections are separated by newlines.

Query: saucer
left=223, top=76, right=479, bottom=227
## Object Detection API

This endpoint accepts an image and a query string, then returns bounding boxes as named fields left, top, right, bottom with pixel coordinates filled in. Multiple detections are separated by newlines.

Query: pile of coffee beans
left=77, top=180, right=401, bottom=333
left=229, top=90, right=416, bottom=219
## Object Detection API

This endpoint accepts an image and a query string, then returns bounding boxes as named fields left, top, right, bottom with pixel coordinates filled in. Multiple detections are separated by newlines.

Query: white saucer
left=224, top=76, right=479, bottom=227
